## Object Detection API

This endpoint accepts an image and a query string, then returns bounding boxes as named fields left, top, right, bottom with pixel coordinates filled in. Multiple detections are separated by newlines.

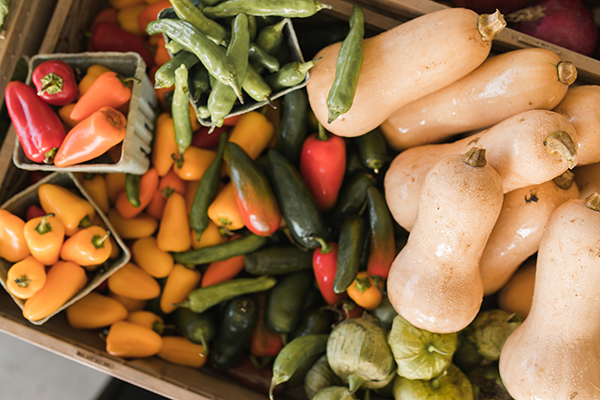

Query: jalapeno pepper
left=365, top=186, right=395, bottom=281
left=5, top=81, right=66, bottom=164
left=299, top=124, right=346, bottom=211
left=326, top=4, right=364, bottom=123
left=31, top=60, right=78, bottom=106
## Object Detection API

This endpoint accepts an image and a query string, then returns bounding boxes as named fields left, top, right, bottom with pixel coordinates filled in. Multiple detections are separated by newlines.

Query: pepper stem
left=544, top=131, right=578, bottom=169
left=35, top=213, right=55, bottom=235
left=91, top=231, right=111, bottom=249
left=44, top=148, right=58, bottom=164
left=505, top=5, right=545, bottom=23
left=39, top=72, right=64, bottom=95
left=317, top=123, right=329, bottom=141
left=584, top=192, right=600, bottom=212
left=15, top=274, right=31, bottom=288
left=354, top=276, right=372, bottom=293
left=78, top=215, right=91, bottom=229
left=314, top=237, right=333, bottom=254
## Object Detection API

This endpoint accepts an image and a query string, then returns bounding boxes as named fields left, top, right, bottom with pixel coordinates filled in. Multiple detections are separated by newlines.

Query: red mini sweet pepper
left=5, top=81, right=66, bottom=164
left=31, top=60, right=78, bottom=106
left=299, top=124, right=346, bottom=211
left=90, top=23, right=155, bottom=69
left=312, top=241, right=347, bottom=306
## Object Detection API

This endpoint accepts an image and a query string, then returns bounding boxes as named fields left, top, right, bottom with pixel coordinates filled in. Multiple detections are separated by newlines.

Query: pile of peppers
left=5, top=59, right=133, bottom=167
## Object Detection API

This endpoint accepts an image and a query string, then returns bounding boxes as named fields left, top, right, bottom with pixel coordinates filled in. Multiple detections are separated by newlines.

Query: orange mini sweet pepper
left=0, top=210, right=30, bottom=262
left=6, top=256, right=47, bottom=299
left=346, top=271, right=384, bottom=311
left=22, top=260, right=87, bottom=321
left=160, top=263, right=201, bottom=315
left=78, top=65, right=112, bottom=97
left=55, top=107, right=128, bottom=167
left=60, top=225, right=112, bottom=267
left=107, top=262, right=161, bottom=300
left=151, top=113, right=179, bottom=177
left=66, top=291, right=128, bottom=329
left=126, top=310, right=165, bottom=334
left=108, top=291, right=148, bottom=313
left=107, top=209, right=158, bottom=240
left=105, top=320, right=163, bottom=358
left=228, top=111, right=275, bottom=160
left=116, top=4, right=147, bottom=36
left=173, top=146, right=217, bottom=181
left=105, top=173, right=126, bottom=205
left=131, top=236, right=174, bottom=278
left=38, top=183, right=96, bottom=237
left=78, top=173, right=110, bottom=214
left=115, top=167, right=159, bottom=219
left=57, top=103, right=79, bottom=129
left=207, top=183, right=245, bottom=232
left=190, top=220, right=228, bottom=250
left=23, top=213, right=65, bottom=266
left=70, top=71, right=132, bottom=121
left=156, top=192, right=191, bottom=252
left=157, top=336, right=207, bottom=368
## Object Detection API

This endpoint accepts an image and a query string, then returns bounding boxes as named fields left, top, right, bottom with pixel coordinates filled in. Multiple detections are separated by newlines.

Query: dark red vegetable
left=191, top=125, right=229, bottom=149
left=90, top=23, right=155, bottom=68
left=5, top=81, right=66, bottom=164
left=510, top=0, right=597, bottom=57
left=451, top=0, right=530, bottom=14
left=250, top=291, right=284, bottom=358
left=25, top=205, right=46, bottom=221
left=31, top=60, right=78, bottom=106
left=223, top=356, right=286, bottom=396
left=313, top=241, right=347, bottom=306
left=299, top=125, right=346, bottom=211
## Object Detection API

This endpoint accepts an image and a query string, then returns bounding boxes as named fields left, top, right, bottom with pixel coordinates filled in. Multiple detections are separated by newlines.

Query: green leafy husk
left=392, top=364, right=474, bottom=400
left=463, top=309, right=523, bottom=361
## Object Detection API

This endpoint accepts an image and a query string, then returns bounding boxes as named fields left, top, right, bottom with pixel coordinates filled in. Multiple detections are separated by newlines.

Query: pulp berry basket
left=12, top=51, right=157, bottom=174
left=0, top=171, right=131, bottom=325
left=157, top=7, right=309, bottom=127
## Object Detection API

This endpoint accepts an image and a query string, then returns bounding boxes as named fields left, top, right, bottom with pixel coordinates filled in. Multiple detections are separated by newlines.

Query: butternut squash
left=387, top=148, right=504, bottom=334
left=497, top=257, right=536, bottom=319
left=306, top=8, right=505, bottom=138
left=480, top=171, right=579, bottom=296
left=573, top=162, right=600, bottom=200
left=381, top=48, right=576, bottom=151
left=499, top=193, right=600, bottom=399
left=553, top=85, right=600, bottom=166
left=384, top=109, right=578, bottom=232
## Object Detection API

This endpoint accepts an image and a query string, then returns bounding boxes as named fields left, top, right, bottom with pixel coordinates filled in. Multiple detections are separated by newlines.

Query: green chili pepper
left=247, top=14, right=257, bottom=41
left=199, top=0, right=223, bottom=6
left=333, top=215, right=366, bottom=294
left=190, top=64, right=211, bottom=101
left=172, top=64, right=193, bottom=166
left=125, top=173, right=141, bottom=208
left=147, top=19, right=243, bottom=102
left=174, top=233, right=269, bottom=265
left=169, top=0, right=229, bottom=46
left=249, top=42, right=280, bottom=73
left=326, top=4, right=364, bottom=124
left=242, top=63, right=272, bottom=103
left=264, top=58, right=319, bottom=91
left=256, top=18, right=288, bottom=55
left=190, top=132, right=228, bottom=239
left=203, top=0, right=332, bottom=19
left=228, top=13, right=250, bottom=94
left=197, top=105, right=211, bottom=120
left=154, top=51, right=199, bottom=89
left=165, top=40, right=186, bottom=54
left=354, top=127, right=387, bottom=174
left=207, top=77, right=238, bottom=130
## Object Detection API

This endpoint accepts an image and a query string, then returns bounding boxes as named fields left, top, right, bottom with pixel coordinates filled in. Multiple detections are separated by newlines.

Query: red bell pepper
left=299, top=124, right=346, bottom=211
left=31, top=60, right=78, bottom=106
left=54, top=107, right=127, bottom=168
left=70, top=71, right=133, bottom=121
left=90, top=23, right=155, bottom=68
left=5, top=81, right=66, bottom=164
left=312, top=241, right=347, bottom=306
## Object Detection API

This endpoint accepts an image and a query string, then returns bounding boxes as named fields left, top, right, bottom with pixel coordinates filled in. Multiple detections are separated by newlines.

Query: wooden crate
left=1, top=0, right=600, bottom=399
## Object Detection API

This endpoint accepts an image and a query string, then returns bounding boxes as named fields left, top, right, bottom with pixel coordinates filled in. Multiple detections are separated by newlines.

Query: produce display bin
left=12, top=51, right=157, bottom=174
left=0, top=0, right=600, bottom=399
left=0, top=171, right=131, bottom=325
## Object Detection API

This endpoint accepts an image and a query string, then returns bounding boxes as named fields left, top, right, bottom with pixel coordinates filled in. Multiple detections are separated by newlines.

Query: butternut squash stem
left=552, top=170, right=575, bottom=191
left=584, top=192, right=600, bottom=212
left=557, top=61, right=578, bottom=86
left=478, top=10, right=507, bottom=42
left=505, top=5, right=546, bottom=23
left=462, top=147, right=487, bottom=167
left=543, top=131, right=578, bottom=169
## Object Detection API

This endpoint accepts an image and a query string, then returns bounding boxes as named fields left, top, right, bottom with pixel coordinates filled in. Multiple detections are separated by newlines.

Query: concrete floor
left=0, top=331, right=112, bottom=400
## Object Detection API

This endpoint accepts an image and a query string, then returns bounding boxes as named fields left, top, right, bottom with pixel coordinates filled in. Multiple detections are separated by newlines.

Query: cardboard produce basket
left=0, top=171, right=131, bottom=325
left=12, top=51, right=157, bottom=174
left=0, top=0, right=600, bottom=399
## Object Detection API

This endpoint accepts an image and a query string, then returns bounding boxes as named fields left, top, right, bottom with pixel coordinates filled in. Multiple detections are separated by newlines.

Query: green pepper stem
left=317, top=123, right=329, bottom=141
left=354, top=276, right=372, bottom=293
left=35, top=213, right=55, bottom=235
left=15, top=274, right=31, bottom=288
left=313, top=237, right=333, bottom=254
left=39, top=72, right=64, bottom=96
left=92, top=231, right=111, bottom=249
left=78, top=215, right=91, bottom=229
left=44, top=148, right=58, bottom=164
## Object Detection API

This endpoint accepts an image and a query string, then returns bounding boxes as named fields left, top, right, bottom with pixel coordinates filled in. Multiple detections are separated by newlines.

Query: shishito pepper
left=6, top=256, right=47, bottom=299
left=59, top=225, right=112, bottom=267
left=22, top=260, right=87, bottom=322
left=31, top=60, right=78, bottom=106
left=23, top=213, right=65, bottom=266
left=0, top=210, right=30, bottom=262
left=5, top=81, right=66, bottom=164
left=70, top=72, right=133, bottom=121
left=38, top=183, right=96, bottom=237
left=54, top=107, right=128, bottom=168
